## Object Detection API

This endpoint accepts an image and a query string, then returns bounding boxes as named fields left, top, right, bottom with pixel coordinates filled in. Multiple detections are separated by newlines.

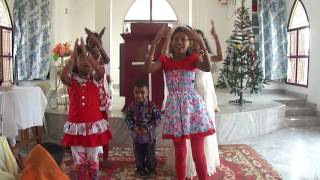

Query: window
left=123, top=0, right=177, bottom=33
left=0, top=0, right=13, bottom=85
left=287, top=0, right=309, bottom=87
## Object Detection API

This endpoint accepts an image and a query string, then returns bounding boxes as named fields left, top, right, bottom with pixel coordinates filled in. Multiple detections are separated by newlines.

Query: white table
left=0, top=86, right=47, bottom=139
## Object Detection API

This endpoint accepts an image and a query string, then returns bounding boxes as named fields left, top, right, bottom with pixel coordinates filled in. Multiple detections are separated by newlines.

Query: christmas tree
left=217, top=0, right=267, bottom=104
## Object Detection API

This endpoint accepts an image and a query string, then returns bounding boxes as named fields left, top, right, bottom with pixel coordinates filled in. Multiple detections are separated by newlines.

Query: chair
left=0, top=136, right=20, bottom=179
left=0, top=95, right=20, bottom=177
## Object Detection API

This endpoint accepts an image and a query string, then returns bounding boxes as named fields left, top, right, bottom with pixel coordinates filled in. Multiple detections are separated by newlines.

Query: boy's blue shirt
left=124, top=99, right=161, bottom=144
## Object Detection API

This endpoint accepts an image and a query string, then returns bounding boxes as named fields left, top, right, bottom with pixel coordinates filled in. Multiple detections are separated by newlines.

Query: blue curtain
left=252, top=0, right=259, bottom=50
left=13, top=0, right=51, bottom=80
left=258, top=0, right=288, bottom=80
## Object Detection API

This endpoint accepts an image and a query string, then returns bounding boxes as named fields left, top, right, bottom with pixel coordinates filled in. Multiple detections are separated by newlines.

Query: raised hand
left=80, top=37, right=105, bottom=80
left=85, top=27, right=110, bottom=64
left=71, top=38, right=79, bottom=60
left=210, top=19, right=223, bottom=62
left=79, top=37, right=89, bottom=55
left=188, top=28, right=203, bottom=45
left=69, top=38, right=79, bottom=64
left=152, top=26, right=171, bottom=45
left=85, top=27, right=102, bottom=49
left=98, top=27, right=106, bottom=39
left=61, top=39, right=78, bottom=86
left=210, top=19, right=217, bottom=36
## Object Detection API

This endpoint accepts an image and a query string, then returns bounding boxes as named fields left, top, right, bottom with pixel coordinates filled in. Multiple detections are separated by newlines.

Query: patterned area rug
left=61, top=144, right=281, bottom=180
left=211, top=144, right=281, bottom=180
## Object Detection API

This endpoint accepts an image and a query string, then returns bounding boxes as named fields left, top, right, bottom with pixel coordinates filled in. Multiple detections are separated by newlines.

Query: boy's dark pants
left=133, top=142, right=157, bottom=172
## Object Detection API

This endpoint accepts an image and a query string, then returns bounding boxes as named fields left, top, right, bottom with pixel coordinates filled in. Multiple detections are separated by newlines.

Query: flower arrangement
left=52, top=42, right=71, bottom=61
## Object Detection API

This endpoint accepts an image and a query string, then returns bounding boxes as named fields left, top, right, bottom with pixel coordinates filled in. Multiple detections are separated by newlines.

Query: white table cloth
left=0, top=86, right=47, bottom=138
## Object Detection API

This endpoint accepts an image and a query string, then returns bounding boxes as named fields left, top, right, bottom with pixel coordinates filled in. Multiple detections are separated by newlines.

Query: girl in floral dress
left=145, top=26, right=215, bottom=180
left=60, top=38, right=112, bottom=180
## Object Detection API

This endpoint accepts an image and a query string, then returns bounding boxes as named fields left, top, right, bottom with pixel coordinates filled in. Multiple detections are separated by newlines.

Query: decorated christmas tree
left=217, top=0, right=267, bottom=104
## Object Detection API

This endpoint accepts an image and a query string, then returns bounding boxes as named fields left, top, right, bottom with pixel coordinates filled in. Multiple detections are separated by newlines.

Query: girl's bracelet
left=200, top=49, right=209, bottom=55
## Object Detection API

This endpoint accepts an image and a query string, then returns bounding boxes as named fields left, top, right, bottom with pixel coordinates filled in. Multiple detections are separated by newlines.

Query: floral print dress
left=160, top=53, right=215, bottom=140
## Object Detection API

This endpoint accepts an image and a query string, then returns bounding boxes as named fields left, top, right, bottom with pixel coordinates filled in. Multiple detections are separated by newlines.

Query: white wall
left=280, top=0, right=320, bottom=111
left=52, top=0, right=95, bottom=44
left=95, top=0, right=111, bottom=58
left=167, top=0, right=191, bottom=25
left=94, top=0, right=111, bottom=74
left=110, top=0, right=132, bottom=86
left=192, top=0, right=251, bottom=84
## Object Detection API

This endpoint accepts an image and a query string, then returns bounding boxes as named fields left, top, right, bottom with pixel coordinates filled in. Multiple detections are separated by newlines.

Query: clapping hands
left=85, top=27, right=104, bottom=49
left=134, top=126, right=148, bottom=135
left=152, top=26, right=172, bottom=46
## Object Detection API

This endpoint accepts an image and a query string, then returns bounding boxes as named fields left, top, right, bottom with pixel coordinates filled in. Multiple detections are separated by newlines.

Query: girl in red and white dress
left=85, top=27, right=113, bottom=164
left=60, top=38, right=111, bottom=180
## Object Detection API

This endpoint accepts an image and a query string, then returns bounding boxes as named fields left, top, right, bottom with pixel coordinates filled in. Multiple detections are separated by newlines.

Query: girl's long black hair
left=195, top=29, right=212, bottom=54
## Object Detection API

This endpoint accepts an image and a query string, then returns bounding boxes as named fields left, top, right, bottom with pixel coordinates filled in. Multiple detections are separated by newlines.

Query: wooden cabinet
left=120, top=23, right=167, bottom=110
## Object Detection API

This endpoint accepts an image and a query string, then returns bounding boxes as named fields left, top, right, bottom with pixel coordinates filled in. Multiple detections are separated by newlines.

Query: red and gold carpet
left=61, top=144, right=281, bottom=180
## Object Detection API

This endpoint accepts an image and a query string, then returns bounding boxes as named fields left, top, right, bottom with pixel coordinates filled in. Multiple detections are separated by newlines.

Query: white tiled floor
left=237, top=126, right=320, bottom=180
